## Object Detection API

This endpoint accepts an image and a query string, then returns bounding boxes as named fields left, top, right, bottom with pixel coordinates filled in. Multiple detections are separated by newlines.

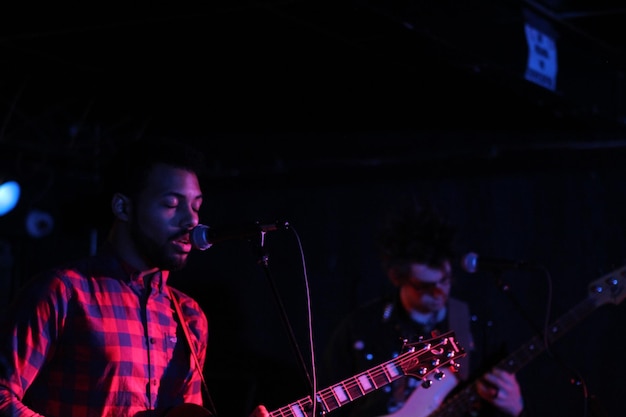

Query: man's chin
left=161, top=253, right=189, bottom=271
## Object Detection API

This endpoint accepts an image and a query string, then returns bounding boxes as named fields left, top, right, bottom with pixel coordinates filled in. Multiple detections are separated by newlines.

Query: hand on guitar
left=250, top=404, right=269, bottom=417
left=476, top=368, right=524, bottom=417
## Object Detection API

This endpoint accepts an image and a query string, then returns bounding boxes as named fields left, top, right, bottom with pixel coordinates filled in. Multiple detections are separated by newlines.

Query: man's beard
left=129, top=216, right=187, bottom=271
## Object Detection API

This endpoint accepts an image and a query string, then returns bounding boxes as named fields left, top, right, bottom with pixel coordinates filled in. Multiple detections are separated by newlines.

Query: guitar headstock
left=396, top=330, right=466, bottom=384
left=588, top=264, right=626, bottom=307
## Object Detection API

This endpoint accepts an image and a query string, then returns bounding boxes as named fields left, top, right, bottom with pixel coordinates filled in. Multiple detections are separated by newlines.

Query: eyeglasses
left=406, top=275, right=452, bottom=292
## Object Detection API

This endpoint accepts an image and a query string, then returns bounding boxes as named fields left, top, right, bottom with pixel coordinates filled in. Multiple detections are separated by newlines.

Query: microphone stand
left=251, top=233, right=315, bottom=403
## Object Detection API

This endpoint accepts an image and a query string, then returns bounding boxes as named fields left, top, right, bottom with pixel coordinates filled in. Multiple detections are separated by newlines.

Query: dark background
left=1, top=1, right=626, bottom=416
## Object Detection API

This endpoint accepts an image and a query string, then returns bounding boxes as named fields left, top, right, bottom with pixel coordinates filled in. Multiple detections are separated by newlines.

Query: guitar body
left=386, top=373, right=459, bottom=417
left=163, top=403, right=213, bottom=417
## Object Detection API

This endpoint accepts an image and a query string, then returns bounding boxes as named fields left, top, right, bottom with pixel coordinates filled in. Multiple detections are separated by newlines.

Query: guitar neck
left=268, top=355, right=409, bottom=417
left=498, top=296, right=598, bottom=374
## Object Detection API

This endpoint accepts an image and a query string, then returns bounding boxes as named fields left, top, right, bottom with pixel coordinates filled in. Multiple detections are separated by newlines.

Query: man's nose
left=180, top=207, right=199, bottom=229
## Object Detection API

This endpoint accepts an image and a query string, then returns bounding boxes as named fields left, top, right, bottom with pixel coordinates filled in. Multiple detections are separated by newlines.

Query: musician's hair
left=376, top=195, right=457, bottom=284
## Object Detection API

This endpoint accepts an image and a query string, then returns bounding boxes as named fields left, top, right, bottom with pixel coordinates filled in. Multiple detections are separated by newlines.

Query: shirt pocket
left=164, top=325, right=179, bottom=361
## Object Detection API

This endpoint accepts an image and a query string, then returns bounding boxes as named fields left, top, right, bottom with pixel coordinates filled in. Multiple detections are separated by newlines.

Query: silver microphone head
left=190, top=225, right=212, bottom=250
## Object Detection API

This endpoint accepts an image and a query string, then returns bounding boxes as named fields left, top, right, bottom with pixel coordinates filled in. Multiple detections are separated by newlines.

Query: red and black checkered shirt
left=0, top=244, right=209, bottom=417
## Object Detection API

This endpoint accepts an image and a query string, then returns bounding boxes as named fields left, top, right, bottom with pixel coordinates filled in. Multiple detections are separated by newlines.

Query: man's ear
left=111, top=193, right=131, bottom=221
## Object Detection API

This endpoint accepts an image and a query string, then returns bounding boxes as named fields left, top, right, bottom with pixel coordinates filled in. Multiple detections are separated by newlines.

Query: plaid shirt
left=0, top=244, right=208, bottom=417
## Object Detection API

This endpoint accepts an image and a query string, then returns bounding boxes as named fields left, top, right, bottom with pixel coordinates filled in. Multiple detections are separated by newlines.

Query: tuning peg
left=433, top=371, right=445, bottom=381
left=421, top=379, right=433, bottom=389
left=448, top=361, right=461, bottom=373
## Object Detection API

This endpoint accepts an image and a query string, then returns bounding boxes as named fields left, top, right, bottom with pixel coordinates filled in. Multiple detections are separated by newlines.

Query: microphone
left=460, top=252, right=537, bottom=274
left=190, top=221, right=289, bottom=250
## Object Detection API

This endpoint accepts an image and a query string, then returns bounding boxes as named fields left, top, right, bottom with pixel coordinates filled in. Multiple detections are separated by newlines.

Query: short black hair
left=376, top=195, right=457, bottom=271
left=103, top=137, right=207, bottom=200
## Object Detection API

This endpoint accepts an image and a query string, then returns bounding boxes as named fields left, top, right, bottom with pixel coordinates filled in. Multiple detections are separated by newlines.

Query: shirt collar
left=126, top=264, right=170, bottom=294
left=99, top=242, right=170, bottom=294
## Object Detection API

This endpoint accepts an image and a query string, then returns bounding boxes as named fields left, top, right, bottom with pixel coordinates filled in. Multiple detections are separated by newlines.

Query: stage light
left=0, top=180, right=21, bottom=216
left=25, top=209, right=54, bottom=238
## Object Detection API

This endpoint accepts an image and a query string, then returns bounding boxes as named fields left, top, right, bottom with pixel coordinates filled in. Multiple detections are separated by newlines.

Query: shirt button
left=152, top=379, right=158, bottom=386
left=150, top=337, right=156, bottom=344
